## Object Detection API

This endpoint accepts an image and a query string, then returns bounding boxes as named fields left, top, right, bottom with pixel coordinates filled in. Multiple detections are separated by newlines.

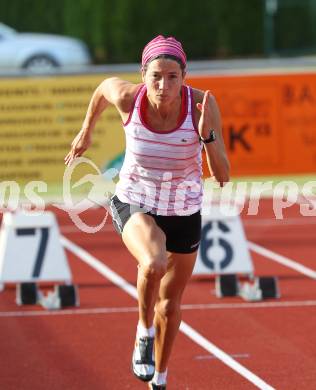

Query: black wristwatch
left=200, top=129, right=216, bottom=144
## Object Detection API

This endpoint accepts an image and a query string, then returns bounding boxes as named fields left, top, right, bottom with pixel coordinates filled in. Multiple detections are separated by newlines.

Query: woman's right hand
left=64, top=129, right=92, bottom=166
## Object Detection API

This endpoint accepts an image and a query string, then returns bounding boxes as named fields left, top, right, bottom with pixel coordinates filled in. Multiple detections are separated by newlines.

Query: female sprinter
left=65, top=35, right=230, bottom=389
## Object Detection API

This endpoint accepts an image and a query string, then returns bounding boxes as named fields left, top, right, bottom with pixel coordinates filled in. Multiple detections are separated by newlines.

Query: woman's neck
left=146, top=93, right=182, bottom=121
left=141, top=87, right=186, bottom=132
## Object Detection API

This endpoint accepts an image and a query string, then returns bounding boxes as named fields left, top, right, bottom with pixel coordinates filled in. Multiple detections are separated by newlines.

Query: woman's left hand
left=196, top=90, right=213, bottom=139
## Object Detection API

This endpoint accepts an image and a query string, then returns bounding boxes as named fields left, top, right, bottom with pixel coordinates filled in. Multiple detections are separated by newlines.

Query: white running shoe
left=132, top=336, right=155, bottom=382
left=148, top=382, right=167, bottom=390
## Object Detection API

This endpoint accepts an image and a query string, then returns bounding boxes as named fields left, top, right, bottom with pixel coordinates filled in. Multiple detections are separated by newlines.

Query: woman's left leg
left=153, top=251, right=197, bottom=373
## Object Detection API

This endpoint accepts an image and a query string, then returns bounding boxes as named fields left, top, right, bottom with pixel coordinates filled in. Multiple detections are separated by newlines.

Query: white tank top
left=115, top=84, right=203, bottom=216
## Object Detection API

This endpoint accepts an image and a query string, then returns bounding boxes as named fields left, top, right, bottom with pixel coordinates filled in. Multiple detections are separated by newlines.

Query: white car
left=0, top=22, right=92, bottom=72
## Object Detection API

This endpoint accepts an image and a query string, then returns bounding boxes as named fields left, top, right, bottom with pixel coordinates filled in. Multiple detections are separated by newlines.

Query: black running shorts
left=109, top=195, right=201, bottom=254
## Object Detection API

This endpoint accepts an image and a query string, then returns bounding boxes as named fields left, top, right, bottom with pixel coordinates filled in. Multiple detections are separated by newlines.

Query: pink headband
left=141, top=35, right=187, bottom=68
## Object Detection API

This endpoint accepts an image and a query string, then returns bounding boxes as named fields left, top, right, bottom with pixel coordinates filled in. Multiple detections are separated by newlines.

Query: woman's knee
left=156, top=298, right=181, bottom=319
left=139, top=258, right=167, bottom=281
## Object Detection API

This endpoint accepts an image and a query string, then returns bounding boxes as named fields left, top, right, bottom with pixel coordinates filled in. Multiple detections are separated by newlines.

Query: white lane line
left=181, top=300, right=316, bottom=310
left=61, top=236, right=138, bottom=299
left=243, top=217, right=316, bottom=227
left=0, top=306, right=139, bottom=317
left=61, top=235, right=275, bottom=390
left=180, top=321, right=274, bottom=390
left=2, top=299, right=316, bottom=318
left=248, top=241, right=316, bottom=280
left=195, top=353, right=250, bottom=361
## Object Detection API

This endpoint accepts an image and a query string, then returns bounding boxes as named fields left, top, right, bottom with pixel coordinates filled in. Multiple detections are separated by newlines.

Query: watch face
left=200, top=130, right=216, bottom=143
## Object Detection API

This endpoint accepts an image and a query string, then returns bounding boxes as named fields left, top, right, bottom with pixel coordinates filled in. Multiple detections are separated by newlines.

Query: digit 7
left=16, top=227, right=49, bottom=278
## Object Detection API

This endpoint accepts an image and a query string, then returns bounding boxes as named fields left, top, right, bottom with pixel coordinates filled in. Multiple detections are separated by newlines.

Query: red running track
left=0, top=199, right=316, bottom=389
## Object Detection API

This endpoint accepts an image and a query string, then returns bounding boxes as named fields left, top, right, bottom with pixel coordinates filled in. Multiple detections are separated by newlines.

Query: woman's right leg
left=122, top=212, right=168, bottom=327
left=122, top=212, right=168, bottom=382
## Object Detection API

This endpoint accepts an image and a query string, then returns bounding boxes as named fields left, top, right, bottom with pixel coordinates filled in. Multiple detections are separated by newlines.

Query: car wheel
left=22, top=54, right=59, bottom=72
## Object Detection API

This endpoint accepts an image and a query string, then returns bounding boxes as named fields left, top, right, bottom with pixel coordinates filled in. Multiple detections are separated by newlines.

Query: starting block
left=16, top=282, right=79, bottom=309
left=215, top=274, right=239, bottom=297
left=0, top=210, right=79, bottom=310
left=215, top=274, right=280, bottom=301
left=194, top=203, right=280, bottom=302
left=194, top=203, right=253, bottom=276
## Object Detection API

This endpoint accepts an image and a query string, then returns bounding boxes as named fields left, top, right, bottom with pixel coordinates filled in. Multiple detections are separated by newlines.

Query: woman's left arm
left=195, top=89, right=230, bottom=186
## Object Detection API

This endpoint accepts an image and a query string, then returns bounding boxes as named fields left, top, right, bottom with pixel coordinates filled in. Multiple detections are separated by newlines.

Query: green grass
left=231, top=174, right=315, bottom=186
left=203, top=174, right=316, bottom=199
left=2, top=173, right=315, bottom=209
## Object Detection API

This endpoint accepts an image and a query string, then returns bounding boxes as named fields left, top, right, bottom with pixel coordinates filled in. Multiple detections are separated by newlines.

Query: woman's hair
left=142, top=54, right=186, bottom=75
left=141, top=35, right=187, bottom=71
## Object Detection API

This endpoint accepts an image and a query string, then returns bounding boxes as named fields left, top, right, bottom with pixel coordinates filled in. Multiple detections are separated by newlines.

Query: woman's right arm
left=64, top=77, right=138, bottom=166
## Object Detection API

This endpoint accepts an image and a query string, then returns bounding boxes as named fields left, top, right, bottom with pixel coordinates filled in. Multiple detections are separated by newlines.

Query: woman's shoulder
left=101, top=77, right=143, bottom=114
left=190, top=87, right=217, bottom=105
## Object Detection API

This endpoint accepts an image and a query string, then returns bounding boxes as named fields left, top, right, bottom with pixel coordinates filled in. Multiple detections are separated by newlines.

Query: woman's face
left=142, top=58, right=185, bottom=106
